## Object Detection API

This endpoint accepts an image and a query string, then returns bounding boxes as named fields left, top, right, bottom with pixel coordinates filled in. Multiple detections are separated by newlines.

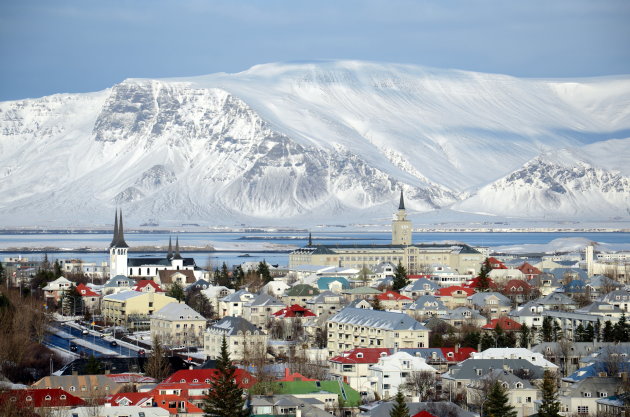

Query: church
left=109, top=210, right=197, bottom=280
left=289, top=191, right=483, bottom=275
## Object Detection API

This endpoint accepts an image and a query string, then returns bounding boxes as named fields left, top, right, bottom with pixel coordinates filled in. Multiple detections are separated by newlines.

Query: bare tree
left=403, top=371, right=439, bottom=401
left=145, top=335, right=171, bottom=381
left=555, top=338, right=574, bottom=376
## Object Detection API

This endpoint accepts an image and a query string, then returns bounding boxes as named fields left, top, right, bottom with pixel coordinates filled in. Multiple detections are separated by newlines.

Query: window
left=45, top=395, right=51, bottom=401
left=60, top=395, right=67, bottom=400
left=26, top=396, right=32, bottom=401
left=577, top=406, right=589, bottom=414
left=583, top=392, right=592, bottom=398
left=599, top=392, right=608, bottom=397
left=69, top=386, right=76, bottom=391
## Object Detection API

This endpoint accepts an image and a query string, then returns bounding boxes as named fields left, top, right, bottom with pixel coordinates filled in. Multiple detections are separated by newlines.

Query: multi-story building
left=150, top=303, right=207, bottom=347
left=102, top=290, right=178, bottom=330
left=326, top=307, right=429, bottom=356
left=242, top=293, right=286, bottom=329
left=203, top=316, right=267, bottom=361
left=369, top=351, right=438, bottom=399
left=288, top=194, right=483, bottom=275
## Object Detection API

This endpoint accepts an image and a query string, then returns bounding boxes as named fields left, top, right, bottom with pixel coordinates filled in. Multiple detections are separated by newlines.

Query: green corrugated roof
left=344, top=286, right=381, bottom=294
left=275, top=381, right=361, bottom=406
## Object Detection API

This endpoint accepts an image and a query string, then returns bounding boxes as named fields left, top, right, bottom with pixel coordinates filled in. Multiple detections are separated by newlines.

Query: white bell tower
left=109, top=209, right=129, bottom=277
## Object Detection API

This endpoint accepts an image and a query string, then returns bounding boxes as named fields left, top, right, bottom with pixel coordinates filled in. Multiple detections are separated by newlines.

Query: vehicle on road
left=110, top=341, right=118, bottom=347
left=81, top=329, right=89, bottom=335
left=69, top=343, right=78, bottom=352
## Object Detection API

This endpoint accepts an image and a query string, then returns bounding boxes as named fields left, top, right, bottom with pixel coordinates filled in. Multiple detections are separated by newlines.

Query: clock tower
left=391, top=190, right=412, bottom=245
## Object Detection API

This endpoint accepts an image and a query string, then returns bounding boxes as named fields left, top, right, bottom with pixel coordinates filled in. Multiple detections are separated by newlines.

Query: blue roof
left=564, top=361, right=630, bottom=383
left=317, top=277, right=350, bottom=290
left=563, top=279, right=587, bottom=293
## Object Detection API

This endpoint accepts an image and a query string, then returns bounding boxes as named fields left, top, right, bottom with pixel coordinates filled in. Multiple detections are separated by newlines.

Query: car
left=69, top=343, right=78, bottom=352
left=81, top=329, right=89, bottom=335
left=110, top=341, right=118, bottom=347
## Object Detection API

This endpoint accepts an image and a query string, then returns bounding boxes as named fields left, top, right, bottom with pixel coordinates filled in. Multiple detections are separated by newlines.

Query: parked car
left=69, top=343, right=78, bottom=352
left=110, top=341, right=118, bottom=347
left=81, top=329, right=89, bottom=335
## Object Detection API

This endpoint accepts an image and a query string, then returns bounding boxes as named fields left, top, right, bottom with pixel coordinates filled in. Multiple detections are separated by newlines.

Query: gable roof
left=272, top=304, right=317, bottom=318
left=328, top=307, right=427, bottom=331
left=152, top=302, right=205, bottom=321
left=435, top=286, right=475, bottom=297
left=246, top=293, right=285, bottom=307
left=76, top=283, right=99, bottom=297
left=316, top=277, right=350, bottom=290
left=286, top=284, right=320, bottom=296
left=157, top=269, right=196, bottom=284
left=376, top=290, right=412, bottom=301
left=482, top=317, right=522, bottom=330
left=208, top=316, right=263, bottom=336
left=133, top=279, right=164, bottom=292
left=329, top=348, right=392, bottom=364
left=405, top=295, right=447, bottom=311
left=163, top=369, right=256, bottom=388
left=0, top=388, right=85, bottom=408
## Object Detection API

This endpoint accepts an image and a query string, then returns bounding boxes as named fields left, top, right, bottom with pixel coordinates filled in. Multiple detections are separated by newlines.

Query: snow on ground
left=495, top=237, right=630, bottom=254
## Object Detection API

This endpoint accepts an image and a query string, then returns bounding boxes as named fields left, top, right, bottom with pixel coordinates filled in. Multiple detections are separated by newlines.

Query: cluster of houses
left=2, top=202, right=630, bottom=417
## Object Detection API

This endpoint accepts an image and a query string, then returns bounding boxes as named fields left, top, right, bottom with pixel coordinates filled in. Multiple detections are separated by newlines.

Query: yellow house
left=102, top=290, right=178, bottom=330
left=150, top=303, right=207, bottom=347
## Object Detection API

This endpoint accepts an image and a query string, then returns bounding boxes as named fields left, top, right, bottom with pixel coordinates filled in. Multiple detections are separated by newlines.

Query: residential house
left=102, top=290, right=178, bottom=330
left=250, top=395, right=332, bottom=417
left=306, top=291, right=347, bottom=317
left=326, top=307, right=429, bottom=356
left=359, top=401, right=474, bottom=417
left=575, top=301, right=625, bottom=320
left=185, top=278, right=211, bottom=292
left=275, top=380, right=361, bottom=408
left=283, top=284, right=320, bottom=306
left=102, top=275, right=136, bottom=295
left=218, top=289, right=255, bottom=318
left=75, top=283, right=100, bottom=314
left=467, top=291, right=512, bottom=320
left=203, top=316, right=267, bottom=361
left=42, top=276, right=74, bottom=303
left=586, top=275, right=623, bottom=299
left=501, top=279, right=536, bottom=304
left=401, top=278, right=440, bottom=298
left=532, top=342, right=623, bottom=376
left=132, top=279, right=164, bottom=293
left=242, top=293, right=286, bottom=329
left=376, top=291, right=413, bottom=310
left=369, top=351, right=438, bottom=399
left=434, top=286, right=475, bottom=310
left=482, top=316, right=522, bottom=332
left=558, top=377, right=622, bottom=416
left=467, top=369, right=538, bottom=417
left=260, top=280, right=290, bottom=298
left=329, top=347, right=391, bottom=393
left=32, top=375, right=123, bottom=399
left=315, top=276, right=350, bottom=293
left=600, top=289, right=630, bottom=312
left=156, top=269, right=196, bottom=290
left=488, top=268, right=525, bottom=284
left=441, top=307, right=486, bottom=328
left=150, top=302, right=207, bottom=347
left=470, top=348, right=559, bottom=370
left=342, top=286, right=382, bottom=302
left=164, top=368, right=256, bottom=389
left=404, top=295, right=448, bottom=321
left=517, top=262, right=542, bottom=280
left=200, top=285, right=234, bottom=314
left=0, top=389, right=85, bottom=414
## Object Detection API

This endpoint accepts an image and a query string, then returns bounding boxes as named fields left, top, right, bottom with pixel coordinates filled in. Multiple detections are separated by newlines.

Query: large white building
left=369, top=351, right=438, bottom=399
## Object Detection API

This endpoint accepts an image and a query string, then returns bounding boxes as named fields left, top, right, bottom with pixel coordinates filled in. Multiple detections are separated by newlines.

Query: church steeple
left=109, top=209, right=119, bottom=248
left=167, top=236, right=173, bottom=259
left=116, top=209, right=129, bottom=248
left=398, top=189, right=405, bottom=210
left=392, top=190, right=412, bottom=245
left=308, top=232, right=313, bottom=247
left=173, top=236, right=182, bottom=260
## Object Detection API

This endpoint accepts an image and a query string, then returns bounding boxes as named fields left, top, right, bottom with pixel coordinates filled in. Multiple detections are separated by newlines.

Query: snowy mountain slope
left=453, top=139, right=630, bottom=219
left=0, top=60, right=629, bottom=227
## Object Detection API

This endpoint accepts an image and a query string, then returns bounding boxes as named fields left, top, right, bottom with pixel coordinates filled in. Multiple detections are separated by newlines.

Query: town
left=1, top=195, right=629, bottom=417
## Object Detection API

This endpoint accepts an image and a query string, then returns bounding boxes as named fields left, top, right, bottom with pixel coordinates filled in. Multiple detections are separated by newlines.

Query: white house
left=470, top=348, right=558, bottom=370
left=368, top=351, right=438, bottom=399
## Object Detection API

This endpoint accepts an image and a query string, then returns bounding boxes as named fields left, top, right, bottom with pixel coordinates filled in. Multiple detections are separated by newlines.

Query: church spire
left=173, top=236, right=182, bottom=260
left=110, top=209, right=119, bottom=248
left=308, top=232, right=313, bottom=247
left=116, top=209, right=129, bottom=248
left=167, top=236, right=173, bottom=259
left=398, top=189, right=405, bottom=210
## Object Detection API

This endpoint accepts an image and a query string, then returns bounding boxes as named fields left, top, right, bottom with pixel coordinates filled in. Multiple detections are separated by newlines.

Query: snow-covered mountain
left=0, top=60, right=629, bottom=227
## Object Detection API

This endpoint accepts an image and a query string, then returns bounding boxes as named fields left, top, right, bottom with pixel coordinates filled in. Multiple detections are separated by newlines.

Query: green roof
left=286, top=284, right=320, bottom=296
left=275, top=381, right=361, bottom=406
left=344, top=286, right=381, bottom=294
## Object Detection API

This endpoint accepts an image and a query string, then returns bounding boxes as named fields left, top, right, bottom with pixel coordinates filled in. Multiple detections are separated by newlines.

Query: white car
left=81, top=329, right=89, bottom=335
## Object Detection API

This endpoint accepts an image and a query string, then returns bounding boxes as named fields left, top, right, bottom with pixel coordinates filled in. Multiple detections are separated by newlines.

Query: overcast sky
left=1, top=0, right=629, bottom=100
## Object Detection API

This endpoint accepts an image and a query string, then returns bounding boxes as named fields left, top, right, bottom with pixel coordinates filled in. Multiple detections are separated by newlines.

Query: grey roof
left=306, top=290, right=347, bottom=305
left=442, top=307, right=485, bottom=321
left=221, top=289, right=254, bottom=302
left=468, top=291, right=511, bottom=307
left=405, top=295, right=447, bottom=312
left=403, top=278, right=439, bottom=292
left=531, top=342, right=616, bottom=357
left=469, top=369, right=534, bottom=389
left=152, top=302, right=205, bottom=321
left=562, top=376, right=620, bottom=397
left=444, top=358, right=545, bottom=381
left=547, top=267, right=587, bottom=281
left=246, top=293, right=285, bottom=307
left=587, top=275, right=623, bottom=290
left=104, top=275, right=135, bottom=287
left=537, top=292, right=576, bottom=306
left=576, top=301, right=624, bottom=314
left=327, top=307, right=427, bottom=331
left=208, top=316, right=263, bottom=336
left=103, top=290, right=143, bottom=301
left=600, top=289, right=630, bottom=303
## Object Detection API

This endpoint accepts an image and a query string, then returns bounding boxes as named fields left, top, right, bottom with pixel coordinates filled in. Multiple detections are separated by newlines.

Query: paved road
left=46, top=322, right=139, bottom=357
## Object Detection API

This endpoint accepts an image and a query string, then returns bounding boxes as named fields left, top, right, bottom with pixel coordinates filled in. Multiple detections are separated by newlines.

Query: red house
left=517, top=262, right=542, bottom=280
left=0, top=388, right=85, bottom=411
left=272, top=304, right=317, bottom=319
left=482, top=317, right=522, bottom=331
left=487, top=257, right=507, bottom=269
left=163, top=368, right=257, bottom=389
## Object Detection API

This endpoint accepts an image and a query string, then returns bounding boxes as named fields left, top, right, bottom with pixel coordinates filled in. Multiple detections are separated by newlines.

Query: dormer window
left=356, top=353, right=364, bottom=358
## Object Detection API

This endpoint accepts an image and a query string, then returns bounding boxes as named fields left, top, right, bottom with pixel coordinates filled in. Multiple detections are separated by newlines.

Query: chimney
left=455, top=344, right=460, bottom=354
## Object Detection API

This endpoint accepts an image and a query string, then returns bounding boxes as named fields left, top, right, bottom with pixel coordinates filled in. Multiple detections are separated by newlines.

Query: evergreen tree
left=53, top=260, right=62, bottom=277
left=257, top=261, right=271, bottom=284
left=494, top=324, right=506, bottom=347
left=392, top=262, right=409, bottom=292
left=483, top=381, right=517, bottom=417
left=388, top=388, right=410, bottom=417
left=477, top=258, right=492, bottom=292
left=541, top=316, right=553, bottom=342
left=613, top=313, right=629, bottom=342
left=602, top=320, right=615, bottom=342
left=0, top=261, right=5, bottom=286
left=145, top=335, right=171, bottom=381
left=520, top=323, right=531, bottom=347
left=480, top=332, right=495, bottom=351
left=461, top=331, right=481, bottom=349
left=220, top=262, right=230, bottom=287
left=232, top=265, right=245, bottom=288
left=371, top=295, right=384, bottom=311
left=62, top=285, right=83, bottom=316
left=552, top=320, right=561, bottom=341
left=584, top=322, right=595, bottom=342
left=84, top=355, right=103, bottom=374
left=574, top=323, right=586, bottom=342
left=166, top=281, right=185, bottom=302
left=203, top=336, right=248, bottom=417
left=537, top=370, right=561, bottom=417
left=595, top=319, right=601, bottom=342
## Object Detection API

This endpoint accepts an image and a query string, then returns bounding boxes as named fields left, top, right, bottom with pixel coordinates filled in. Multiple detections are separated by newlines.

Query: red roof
left=408, top=274, right=431, bottom=280
left=272, top=304, right=317, bottom=318
left=0, top=388, right=85, bottom=408
left=503, top=279, right=532, bottom=294
left=163, top=369, right=256, bottom=389
left=517, top=262, right=542, bottom=276
left=107, top=392, right=152, bottom=406
left=152, top=394, right=204, bottom=414
left=76, top=283, right=99, bottom=297
left=434, top=286, right=475, bottom=297
left=133, top=279, right=164, bottom=292
left=464, top=276, right=497, bottom=290
left=376, top=291, right=412, bottom=301
left=279, top=367, right=317, bottom=382
left=483, top=317, right=522, bottom=331
left=411, top=412, right=438, bottom=417
left=487, top=257, right=507, bottom=269
left=329, top=348, right=392, bottom=364
left=439, top=347, right=476, bottom=362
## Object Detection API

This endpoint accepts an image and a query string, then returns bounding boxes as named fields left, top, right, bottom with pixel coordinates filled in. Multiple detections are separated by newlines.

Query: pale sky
left=1, top=0, right=629, bottom=100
